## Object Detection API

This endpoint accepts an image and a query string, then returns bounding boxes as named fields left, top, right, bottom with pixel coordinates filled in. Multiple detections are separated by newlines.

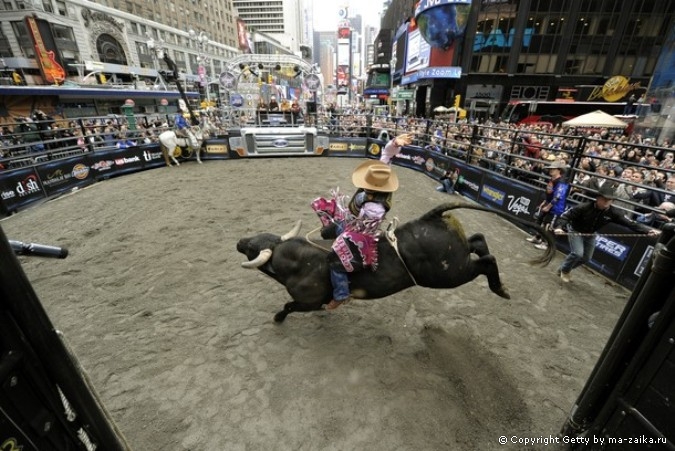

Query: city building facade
left=374, top=0, right=675, bottom=120
left=0, top=0, right=241, bottom=87
left=232, top=0, right=306, bottom=53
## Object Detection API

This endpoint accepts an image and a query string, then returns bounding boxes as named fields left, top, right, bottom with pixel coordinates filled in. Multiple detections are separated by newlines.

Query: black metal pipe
left=162, top=54, right=199, bottom=126
left=561, top=223, right=675, bottom=436
left=0, top=225, right=130, bottom=450
left=579, top=285, right=675, bottom=448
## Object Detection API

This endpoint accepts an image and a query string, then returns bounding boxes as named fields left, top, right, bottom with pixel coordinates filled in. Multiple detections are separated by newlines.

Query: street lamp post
left=390, top=56, right=397, bottom=115
left=189, top=29, right=210, bottom=107
left=146, top=37, right=167, bottom=90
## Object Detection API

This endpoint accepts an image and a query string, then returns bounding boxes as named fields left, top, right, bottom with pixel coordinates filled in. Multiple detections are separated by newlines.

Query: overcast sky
left=311, top=0, right=386, bottom=31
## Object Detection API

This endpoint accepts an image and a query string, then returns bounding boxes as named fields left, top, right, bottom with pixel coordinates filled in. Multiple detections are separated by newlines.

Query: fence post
left=466, top=124, right=480, bottom=164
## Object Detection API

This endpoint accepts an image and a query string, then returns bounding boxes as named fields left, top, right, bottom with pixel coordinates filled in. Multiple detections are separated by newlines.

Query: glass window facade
left=468, top=0, right=673, bottom=77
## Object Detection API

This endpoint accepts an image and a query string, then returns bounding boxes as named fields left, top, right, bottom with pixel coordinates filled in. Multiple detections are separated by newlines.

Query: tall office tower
left=98, top=0, right=239, bottom=50
left=314, top=31, right=337, bottom=86
left=233, top=0, right=306, bottom=53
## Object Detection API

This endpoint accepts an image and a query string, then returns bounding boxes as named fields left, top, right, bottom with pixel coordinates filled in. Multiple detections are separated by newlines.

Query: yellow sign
left=206, top=144, right=227, bottom=154
left=329, top=143, right=349, bottom=151
left=587, top=75, right=642, bottom=102
left=368, top=143, right=381, bottom=156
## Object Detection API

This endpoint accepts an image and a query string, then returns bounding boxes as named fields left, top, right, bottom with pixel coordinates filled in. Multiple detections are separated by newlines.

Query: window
left=11, top=21, right=35, bottom=58
left=51, top=24, right=74, bottom=41
left=96, top=33, right=127, bottom=65
left=42, top=0, right=53, bottom=12
left=597, top=16, right=618, bottom=35
left=574, top=18, right=591, bottom=35
left=55, top=0, right=66, bottom=15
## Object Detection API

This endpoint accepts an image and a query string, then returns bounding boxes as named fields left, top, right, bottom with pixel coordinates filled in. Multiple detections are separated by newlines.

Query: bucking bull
left=237, top=202, right=555, bottom=322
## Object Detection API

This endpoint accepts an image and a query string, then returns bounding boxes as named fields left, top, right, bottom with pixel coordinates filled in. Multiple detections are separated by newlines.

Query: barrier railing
left=3, top=113, right=672, bottom=289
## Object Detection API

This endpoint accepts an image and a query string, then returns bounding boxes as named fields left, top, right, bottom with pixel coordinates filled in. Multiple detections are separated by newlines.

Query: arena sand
left=1, top=158, right=631, bottom=450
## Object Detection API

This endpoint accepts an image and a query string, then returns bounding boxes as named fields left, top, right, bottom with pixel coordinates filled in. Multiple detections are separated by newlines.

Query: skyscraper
left=233, top=0, right=306, bottom=53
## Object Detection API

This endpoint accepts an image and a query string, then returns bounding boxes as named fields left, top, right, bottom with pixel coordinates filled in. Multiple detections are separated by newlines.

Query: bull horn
left=241, top=249, right=273, bottom=269
left=280, top=220, right=302, bottom=241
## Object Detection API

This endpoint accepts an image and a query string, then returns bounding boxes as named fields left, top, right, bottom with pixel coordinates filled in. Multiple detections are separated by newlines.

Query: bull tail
left=423, top=202, right=555, bottom=267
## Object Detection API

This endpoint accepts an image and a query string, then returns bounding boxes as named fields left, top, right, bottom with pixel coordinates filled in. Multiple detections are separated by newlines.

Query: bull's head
left=237, top=221, right=301, bottom=269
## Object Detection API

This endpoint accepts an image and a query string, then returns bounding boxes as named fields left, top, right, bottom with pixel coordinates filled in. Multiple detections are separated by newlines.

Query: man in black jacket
left=553, top=185, right=660, bottom=282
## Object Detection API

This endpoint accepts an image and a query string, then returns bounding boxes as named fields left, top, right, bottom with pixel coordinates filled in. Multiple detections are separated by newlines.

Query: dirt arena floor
left=1, top=157, right=633, bottom=450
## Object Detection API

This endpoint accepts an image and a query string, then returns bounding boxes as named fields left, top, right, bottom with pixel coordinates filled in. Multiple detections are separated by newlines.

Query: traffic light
left=454, top=95, right=461, bottom=108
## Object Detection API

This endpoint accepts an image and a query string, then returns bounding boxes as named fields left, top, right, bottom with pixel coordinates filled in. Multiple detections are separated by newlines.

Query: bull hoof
left=274, top=311, right=288, bottom=323
left=496, top=287, right=511, bottom=300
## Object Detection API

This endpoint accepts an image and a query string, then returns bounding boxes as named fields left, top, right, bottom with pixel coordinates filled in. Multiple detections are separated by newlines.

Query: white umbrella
left=433, top=106, right=449, bottom=113
left=562, top=110, right=628, bottom=128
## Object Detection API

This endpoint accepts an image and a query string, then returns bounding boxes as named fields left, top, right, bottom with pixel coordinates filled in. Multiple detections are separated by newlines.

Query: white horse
left=158, top=127, right=205, bottom=166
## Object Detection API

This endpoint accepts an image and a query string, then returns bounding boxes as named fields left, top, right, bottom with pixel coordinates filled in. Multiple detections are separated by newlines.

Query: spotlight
left=293, top=65, right=302, bottom=78
left=274, top=64, right=281, bottom=71
left=239, top=63, right=246, bottom=70
left=258, top=63, right=264, bottom=70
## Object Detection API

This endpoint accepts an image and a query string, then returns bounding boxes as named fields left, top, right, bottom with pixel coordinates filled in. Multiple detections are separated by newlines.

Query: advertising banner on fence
left=554, top=221, right=648, bottom=289
left=618, top=240, right=655, bottom=290
left=0, top=167, right=46, bottom=214
left=140, top=146, right=168, bottom=169
left=203, top=139, right=231, bottom=160
left=327, top=138, right=368, bottom=158
left=36, top=157, right=94, bottom=197
left=366, top=140, right=387, bottom=161
left=385, top=145, right=427, bottom=172
left=480, top=172, right=543, bottom=220
left=90, top=146, right=144, bottom=179
left=452, top=161, right=483, bottom=201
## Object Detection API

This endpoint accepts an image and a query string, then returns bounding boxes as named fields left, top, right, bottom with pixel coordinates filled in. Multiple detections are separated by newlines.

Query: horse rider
left=174, top=110, right=190, bottom=139
left=174, top=99, right=192, bottom=139
left=312, top=160, right=399, bottom=310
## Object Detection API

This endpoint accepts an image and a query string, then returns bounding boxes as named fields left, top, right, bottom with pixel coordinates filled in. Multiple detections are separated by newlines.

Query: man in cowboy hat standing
left=553, top=184, right=660, bottom=283
left=526, top=159, right=569, bottom=250
left=325, top=160, right=399, bottom=310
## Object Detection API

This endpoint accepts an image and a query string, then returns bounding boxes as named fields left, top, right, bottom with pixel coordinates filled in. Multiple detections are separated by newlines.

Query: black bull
left=237, top=202, right=555, bottom=322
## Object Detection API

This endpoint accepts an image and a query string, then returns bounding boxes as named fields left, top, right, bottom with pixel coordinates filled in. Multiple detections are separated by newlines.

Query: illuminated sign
left=587, top=76, right=643, bottom=102
left=405, top=28, right=431, bottom=73
left=25, top=15, right=66, bottom=84
left=415, top=0, right=471, bottom=15
left=417, top=66, right=461, bottom=79
left=473, top=28, right=534, bottom=52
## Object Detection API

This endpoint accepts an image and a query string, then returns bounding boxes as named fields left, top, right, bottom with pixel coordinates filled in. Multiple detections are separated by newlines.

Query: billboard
left=405, top=28, right=431, bottom=73
left=336, top=29, right=351, bottom=93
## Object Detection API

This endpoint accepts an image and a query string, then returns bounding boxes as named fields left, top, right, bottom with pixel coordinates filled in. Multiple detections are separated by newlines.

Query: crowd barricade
left=2, top=114, right=671, bottom=290
left=369, top=140, right=658, bottom=291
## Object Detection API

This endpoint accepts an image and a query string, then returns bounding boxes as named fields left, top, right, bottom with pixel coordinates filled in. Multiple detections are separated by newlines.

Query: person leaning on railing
left=554, top=185, right=661, bottom=283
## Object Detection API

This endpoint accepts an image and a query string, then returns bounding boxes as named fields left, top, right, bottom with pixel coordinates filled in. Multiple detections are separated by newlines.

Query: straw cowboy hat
left=352, top=160, right=399, bottom=192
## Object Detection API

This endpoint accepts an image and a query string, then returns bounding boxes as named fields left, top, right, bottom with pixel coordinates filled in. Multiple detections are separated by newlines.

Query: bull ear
left=241, top=249, right=273, bottom=269
left=280, top=220, right=302, bottom=241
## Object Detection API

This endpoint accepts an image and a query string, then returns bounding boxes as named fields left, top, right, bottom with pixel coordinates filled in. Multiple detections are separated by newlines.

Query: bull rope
left=385, top=217, right=419, bottom=286
left=554, top=232, right=656, bottom=237
left=304, top=226, right=331, bottom=253
left=304, top=221, right=419, bottom=286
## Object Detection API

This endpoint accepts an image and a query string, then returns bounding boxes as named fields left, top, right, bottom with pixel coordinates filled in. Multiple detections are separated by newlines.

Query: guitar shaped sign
left=25, top=15, right=66, bottom=84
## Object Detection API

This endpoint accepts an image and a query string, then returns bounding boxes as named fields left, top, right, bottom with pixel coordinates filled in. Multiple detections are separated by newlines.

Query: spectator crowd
left=2, top=107, right=675, bottom=228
